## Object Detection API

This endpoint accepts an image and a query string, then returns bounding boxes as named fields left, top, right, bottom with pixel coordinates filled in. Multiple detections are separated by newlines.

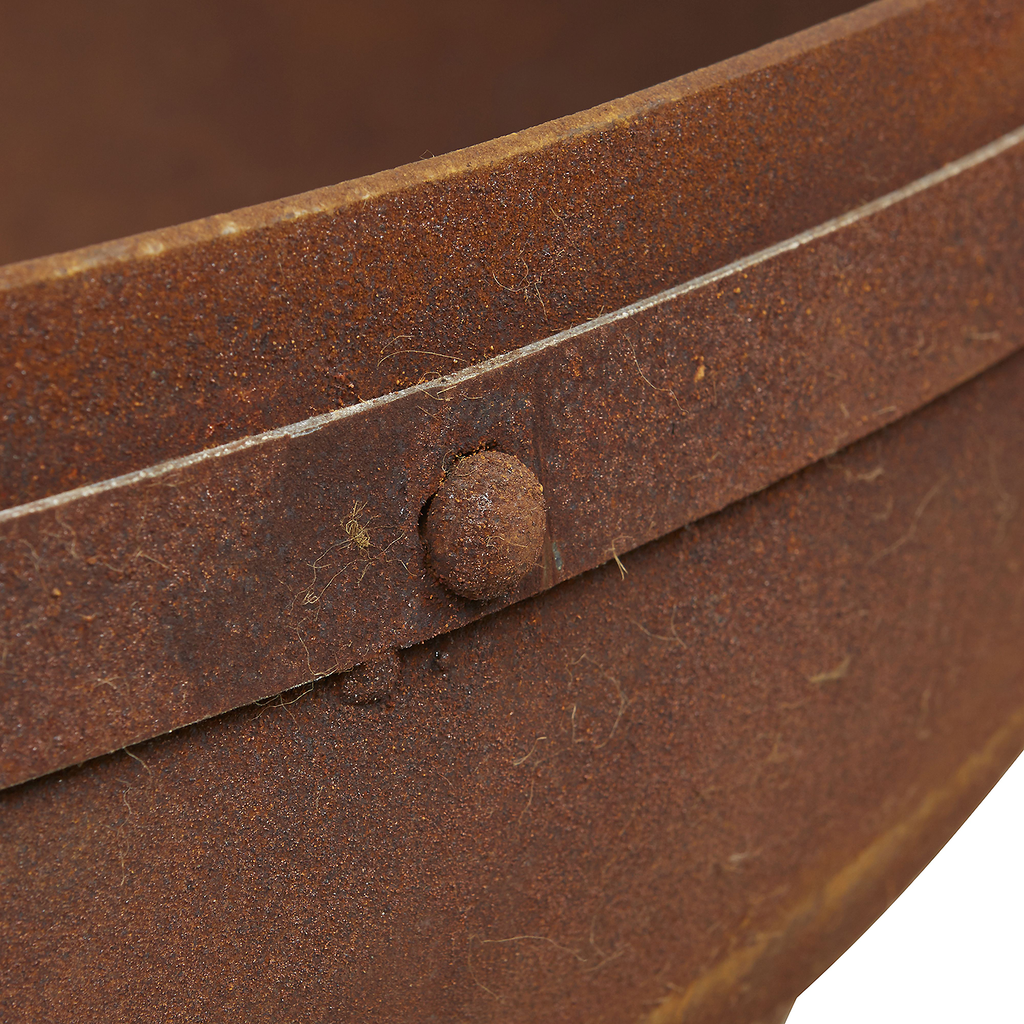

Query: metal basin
left=2, top=1, right=1023, bottom=1021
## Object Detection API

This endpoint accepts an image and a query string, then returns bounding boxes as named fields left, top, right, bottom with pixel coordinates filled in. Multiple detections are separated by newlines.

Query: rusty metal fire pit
left=2, top=1, right=1023, bottom=1021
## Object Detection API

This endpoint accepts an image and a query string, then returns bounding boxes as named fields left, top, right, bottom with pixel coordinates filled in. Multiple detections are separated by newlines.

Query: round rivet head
left=421, top=451, right=546, bottom=601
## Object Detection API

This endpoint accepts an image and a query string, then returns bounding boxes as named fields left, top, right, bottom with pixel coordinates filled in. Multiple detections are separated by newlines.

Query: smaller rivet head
left=422, top=451, right=546, bottom=601
left=337, top=651, right=400, bottom=705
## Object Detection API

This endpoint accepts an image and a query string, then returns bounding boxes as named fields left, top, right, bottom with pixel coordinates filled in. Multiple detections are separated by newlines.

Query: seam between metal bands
left=3, top=122, right=1022, bottom=526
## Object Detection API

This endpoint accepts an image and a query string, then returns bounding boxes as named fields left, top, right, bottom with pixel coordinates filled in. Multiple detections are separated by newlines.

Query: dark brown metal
left=0, top=0, right=865, bottom=268
left=334, top=652, right=400, bottom=706
left=422, top=451, right=547, bottom=602
left=2, top=0, right=1022, bottom=511
left=3, top=350, right=1023, bottom=1023
left=2, top=127, right=1023, bottom=789
left=2, top=2, right=1024, bottom=1021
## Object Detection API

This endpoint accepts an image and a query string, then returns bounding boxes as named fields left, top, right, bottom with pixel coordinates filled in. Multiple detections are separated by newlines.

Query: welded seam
left=2, top=122, right=1022, bottom=526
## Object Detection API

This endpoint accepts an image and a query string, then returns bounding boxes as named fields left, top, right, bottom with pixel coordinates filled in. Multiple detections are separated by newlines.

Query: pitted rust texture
left=2, top=136, right=1022, bottom=789
left=2, top=353, right=1023, bottom=1023
left=422, top=451, right=546, bottom=601
left=2, top=0, right=1023, bottom=508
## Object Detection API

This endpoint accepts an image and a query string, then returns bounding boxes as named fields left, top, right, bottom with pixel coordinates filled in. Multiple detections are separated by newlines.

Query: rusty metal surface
left=2, top=0, right=1023, bottom=510
left=2, top=128, right=1022, bottom=789
left=3, top=350, right=1023, bottom=1023
left=2, top=2, right=1023, bottom=1020
left=0, top=0, right=864, bottom=267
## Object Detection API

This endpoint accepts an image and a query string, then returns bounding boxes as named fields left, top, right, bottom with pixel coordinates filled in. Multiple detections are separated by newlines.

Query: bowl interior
left=0, top=0, right=857, bottom=266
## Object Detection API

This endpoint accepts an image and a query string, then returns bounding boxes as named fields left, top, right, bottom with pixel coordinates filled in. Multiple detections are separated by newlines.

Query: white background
left=788, top=750, right=1024, bottom=1023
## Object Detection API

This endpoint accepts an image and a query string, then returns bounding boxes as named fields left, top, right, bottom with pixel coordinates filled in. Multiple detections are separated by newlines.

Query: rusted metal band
left=4, top=335, right=1024, bottom=1023
left=1, top=124, right=1022, bottom=789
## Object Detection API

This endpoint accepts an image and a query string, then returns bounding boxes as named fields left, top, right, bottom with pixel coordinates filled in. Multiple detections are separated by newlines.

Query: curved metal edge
left=0, top=0, right=912, bottom=292
left=4, top=0, right=1021, bottom=511
left=643, top=707, right=1024, bottom=1024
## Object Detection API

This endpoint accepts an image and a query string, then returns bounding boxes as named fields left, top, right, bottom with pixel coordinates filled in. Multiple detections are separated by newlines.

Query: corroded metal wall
left=2, top=1, right=1023, bottom=1021
left=4, top=352, right=1024, bottom=1022
left=0, top=0, right=863, bottom=266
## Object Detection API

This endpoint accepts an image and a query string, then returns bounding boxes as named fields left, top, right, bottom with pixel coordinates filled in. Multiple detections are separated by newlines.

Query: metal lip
left=0, top=0, right=901, bottom=292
